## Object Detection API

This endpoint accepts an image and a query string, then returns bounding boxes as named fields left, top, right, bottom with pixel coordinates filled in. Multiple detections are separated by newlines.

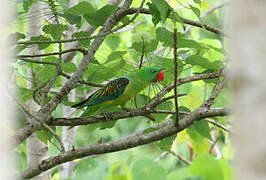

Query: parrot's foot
left=100, top=112, right=114, bottom=120
left=122, top=108, right=136, bottom=116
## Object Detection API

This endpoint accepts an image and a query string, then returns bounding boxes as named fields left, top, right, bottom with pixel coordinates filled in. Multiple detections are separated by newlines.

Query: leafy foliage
left=11, top=0, right=230, bottom=179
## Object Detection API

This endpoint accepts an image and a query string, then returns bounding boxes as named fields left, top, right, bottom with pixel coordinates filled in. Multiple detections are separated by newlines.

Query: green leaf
left=156, top=27, right=201, bottom=48
left=147, top=2, right=161, bottom=26
left=73, top=158, right=109, bottom=180
left=23, top=0, right=37, bottom=13
left=105, top=162, right=132, bottom=180
left=14, top=44, right=30, bottom=53
left=72, top=31, right=91, bottom=48
left=131, top=39, right=158, bottom=52
left=36, top=126, right=56, bottom=144
left=152, top=101, right=173, bottom=122
left=120, top=16, right=130, bottom=24
left=85, top=59, right=126, bottom=82
left=31, top=35, right=52, bottom=50
left=59, top=13, right=81, bottom=28
left=42, top=56, right=58, bottom=63
left=37, top=65, right=56, bottom=82
left=131, top=158, right=167, bottom=180
left=151, top=0, right=172, bottom=24
left=107, top=51, right=127, bottom=62
left=84, top=5, right=117, bottom=27
left=185, top=55, right=222, bottom=70
left=156, top=27, right=174, bottom=47
left=193, top=0, right=201, bottom=4
left=17, top=88, right=33, bottom=103
left=178, top=106, right=191, bottom=119
left=156, top=134, right=176, bottom=151
left=186, top=129, right=210, bottom=154
left=105, top=35, right=120, bottom=51
left=218, top=158, right=233, bottom=180
left=100, top=121, right=117, bottom=129
left=42, top=24, right=68, bottom=40
left=189, top=121, right=212, bottom=140
left=189, top=5, right=201, bottom=19
left=136, top=94, right=150, bottom=107
left=187, top=154, right=223, bottom=180
left=61, top=62, right=77, bottom=73
left=64, top=1, right=96, bottom=16
left=172, top=12, right=185, bottom=29
left=8, top=32, right=25, bottom=42
left=168, top=168, right=189, bottom=180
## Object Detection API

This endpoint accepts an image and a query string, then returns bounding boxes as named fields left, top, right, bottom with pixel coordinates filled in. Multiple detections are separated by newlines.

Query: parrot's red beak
left=153, top=70, right=164, bottom=82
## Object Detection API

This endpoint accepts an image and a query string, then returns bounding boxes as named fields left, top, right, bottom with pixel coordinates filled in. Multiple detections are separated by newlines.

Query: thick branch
left=11, top=0, right=134, bottom=149
left=49, top=72, right=221, bottom=127
left=20, top=108, right=227, bottom=179
left=39, top=0, right=133, bottom=115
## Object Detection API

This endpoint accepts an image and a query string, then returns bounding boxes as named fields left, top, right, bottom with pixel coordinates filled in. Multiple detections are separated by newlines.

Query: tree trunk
left=59, top=0, right=78, bottom=178
left=0, top=0, right=14, bottom=178
left=230, top=1, right=266, bottom=180
left=26, top=2, right=50, bottom=180
left=60, top=79, right=76, bottom=178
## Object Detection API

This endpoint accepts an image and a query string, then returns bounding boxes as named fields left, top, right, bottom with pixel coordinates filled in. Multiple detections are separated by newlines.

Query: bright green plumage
left=72, top=66, right=164, bottom=116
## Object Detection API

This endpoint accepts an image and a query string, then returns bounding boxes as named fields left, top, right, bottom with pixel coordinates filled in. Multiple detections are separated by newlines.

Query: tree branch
left=173, top=28, right=179, bottom=127
left=205, top=118, right=231, bottom=133
left=16, top=5, right=225, bottom=47
left=170, top=150, right=191, bottom=165
left=20, top=108, right=227, bottom=179
left=39, top=0, right=134, bottom=115
left=11, top=0, right=134, bottom=149
left=183, top=2, right=229, bottom=33
left=48, top=72, right=222, bottom=127
left=126, top=8, right=226, bottom=36
left=18, top=58, right=57, bottom=66
left=59, top=71, right=104, bottom=87
left=17, top=48, right=86, bottom=59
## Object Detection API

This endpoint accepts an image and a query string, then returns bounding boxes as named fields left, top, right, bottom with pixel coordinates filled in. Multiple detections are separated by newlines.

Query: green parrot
left=71, top=66, right=164, bottom=116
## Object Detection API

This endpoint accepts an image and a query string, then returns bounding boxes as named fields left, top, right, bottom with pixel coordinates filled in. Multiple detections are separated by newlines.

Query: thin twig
left=154, top=152, right=169, bottom=162
left=126, top=8, right=226, bottom=36
left=59, top=71, right=104, bottom=87
left=170, top=150, right=191, bottom=165
left=16, top=48, right=86, bottom=59
left=11, top=0, right=135, bottom=150
left=19, top=58, right=57, bottom=66
left=201, top=73, right=227, bottom=108
left=134, top=35, right=146, bottom=108
left=17, top=0, right=146, bottom=47
left=173, top=28, right=179, bottom=127
left=184, top=2, right=229, bottom=34
left=139, top=36, right=145, bottom=69
left=205, top=118, right=231, bottom=133
left=209, top=136, right=219, bottom=154
left=16, top=4, right=225, bottom=47
left=12, top=95, right=65, bottom=152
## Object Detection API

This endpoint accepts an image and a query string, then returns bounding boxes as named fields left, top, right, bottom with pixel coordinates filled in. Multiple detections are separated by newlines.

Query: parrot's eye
left=151, top=69, right=155, bottom=73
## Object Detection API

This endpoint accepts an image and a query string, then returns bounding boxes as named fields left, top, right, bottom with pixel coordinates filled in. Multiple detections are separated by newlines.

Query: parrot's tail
left=71, top=99, right=88, bottom=108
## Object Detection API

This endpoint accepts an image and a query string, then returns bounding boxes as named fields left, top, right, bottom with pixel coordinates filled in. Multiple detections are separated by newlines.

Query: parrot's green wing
left=71, top=77, right=129, bottom=109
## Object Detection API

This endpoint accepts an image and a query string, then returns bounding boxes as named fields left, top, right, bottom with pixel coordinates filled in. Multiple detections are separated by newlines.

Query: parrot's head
left=140, top=66, right=164, bottom=83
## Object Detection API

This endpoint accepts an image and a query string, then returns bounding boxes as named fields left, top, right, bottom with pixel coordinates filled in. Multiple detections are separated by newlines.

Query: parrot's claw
left=122, top=108, right=135, bottom=116
left=101, top=112, right=113, bottom=120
